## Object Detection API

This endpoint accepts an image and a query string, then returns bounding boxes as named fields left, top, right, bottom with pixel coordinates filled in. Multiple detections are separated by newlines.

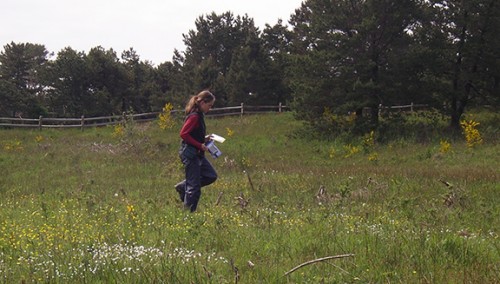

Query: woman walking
left=175, top=90, right=217, bottom=212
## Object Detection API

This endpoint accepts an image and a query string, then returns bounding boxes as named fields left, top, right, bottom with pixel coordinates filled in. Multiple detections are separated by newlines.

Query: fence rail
left=378, top=103, right=428, bottom=112
left=0, top=102, right=426, bottom=130
left=0, top=103, right=289, bottom=130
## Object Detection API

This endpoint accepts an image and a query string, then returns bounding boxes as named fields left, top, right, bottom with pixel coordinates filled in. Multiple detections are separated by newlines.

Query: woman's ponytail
left=184, top=90, right=215, bottom=114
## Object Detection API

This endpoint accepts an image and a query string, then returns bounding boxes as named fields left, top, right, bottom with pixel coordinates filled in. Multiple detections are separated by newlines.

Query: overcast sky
left=2, top=0, right=303, bottom=65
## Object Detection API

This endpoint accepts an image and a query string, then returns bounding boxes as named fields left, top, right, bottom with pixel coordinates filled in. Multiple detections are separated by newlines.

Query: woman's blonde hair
left=185, top=90, right=215, bottom=114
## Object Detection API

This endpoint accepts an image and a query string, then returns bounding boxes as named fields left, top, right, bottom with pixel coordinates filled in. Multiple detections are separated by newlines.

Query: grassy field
left=0, top=112, right=499, bottom=283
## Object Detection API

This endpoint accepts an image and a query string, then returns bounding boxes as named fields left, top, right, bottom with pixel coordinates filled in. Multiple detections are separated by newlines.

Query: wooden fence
left=378, top=102, right=428, bottom=113
left=0, top=103, right=288, bottom=130
left=0, top=102, right=426, bottom=130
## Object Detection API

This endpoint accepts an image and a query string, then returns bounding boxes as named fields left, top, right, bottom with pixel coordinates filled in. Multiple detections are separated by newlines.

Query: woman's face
left=199, top=99, right=214, bottom=113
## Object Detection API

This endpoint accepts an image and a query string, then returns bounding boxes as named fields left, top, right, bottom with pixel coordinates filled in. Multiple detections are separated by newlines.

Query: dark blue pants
left=178, top=154, right=217, bottom=212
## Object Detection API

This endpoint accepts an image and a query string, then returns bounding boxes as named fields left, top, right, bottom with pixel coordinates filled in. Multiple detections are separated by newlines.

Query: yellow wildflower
left=460, top=119, right=483, bottom=148
left=158, top=103, right=175, bottom=130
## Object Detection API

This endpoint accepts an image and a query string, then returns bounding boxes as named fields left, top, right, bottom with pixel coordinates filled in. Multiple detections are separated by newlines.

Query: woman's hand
left=201, top=144, right=208, bottom=152
left=204, top=134, right=213, bottom=143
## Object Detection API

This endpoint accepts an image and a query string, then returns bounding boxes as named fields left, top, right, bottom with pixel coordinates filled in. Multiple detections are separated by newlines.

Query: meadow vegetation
left=0, top=110, right=498, bottom=283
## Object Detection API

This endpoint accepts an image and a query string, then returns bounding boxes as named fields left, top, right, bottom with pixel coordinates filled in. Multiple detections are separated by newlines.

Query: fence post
left=279, top=102, right=282, bottom=113
left=38, top=115, right=43, bottom=131
left=80, top=115, right=85, bottom=131
left=411, top=102, right=414, bottom=112
left=240, top=103, right=244, bottom=118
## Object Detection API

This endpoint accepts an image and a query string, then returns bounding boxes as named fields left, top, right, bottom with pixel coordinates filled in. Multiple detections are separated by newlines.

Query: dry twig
left=284, top=254, right=355, bottom=276
left=230, top=259, right=240, bottom=284
left=234, top=192, right=250, bottom=209
left=244, top=170, right=256, bottom=191
left=215, top=191, right=224, bottom=206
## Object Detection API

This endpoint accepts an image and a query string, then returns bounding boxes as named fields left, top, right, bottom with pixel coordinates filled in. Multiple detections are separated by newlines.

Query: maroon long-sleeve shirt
left=179, top=114, right=204, bottom=150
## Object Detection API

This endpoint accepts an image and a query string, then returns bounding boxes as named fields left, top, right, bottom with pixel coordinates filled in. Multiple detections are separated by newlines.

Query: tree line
left=0, top=0, right=498, bottom=132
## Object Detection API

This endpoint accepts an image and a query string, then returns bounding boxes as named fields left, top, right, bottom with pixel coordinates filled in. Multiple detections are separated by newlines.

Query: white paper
left=210, top=133, right=226, bottom=143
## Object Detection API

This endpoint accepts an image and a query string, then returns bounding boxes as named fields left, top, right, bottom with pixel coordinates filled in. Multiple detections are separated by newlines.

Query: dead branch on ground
left=284, top=254, right=355, bottom=276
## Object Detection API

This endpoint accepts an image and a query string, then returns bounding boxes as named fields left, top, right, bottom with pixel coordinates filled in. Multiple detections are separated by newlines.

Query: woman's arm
left=179, top=114, right=204, bottom=150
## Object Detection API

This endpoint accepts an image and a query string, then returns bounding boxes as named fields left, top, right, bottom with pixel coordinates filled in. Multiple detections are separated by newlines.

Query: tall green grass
left=0, top=112, right=498, bottom=283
